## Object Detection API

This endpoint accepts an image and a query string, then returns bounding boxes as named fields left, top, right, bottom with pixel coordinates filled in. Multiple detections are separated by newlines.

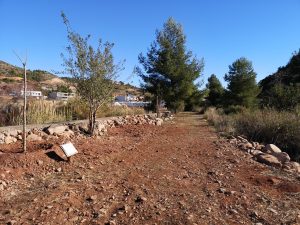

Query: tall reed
left=0, top=100, right=72, bottom=126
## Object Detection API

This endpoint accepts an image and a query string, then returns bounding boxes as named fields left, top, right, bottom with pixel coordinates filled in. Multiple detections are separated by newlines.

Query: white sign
left=60, top=142, right=78, bottom=157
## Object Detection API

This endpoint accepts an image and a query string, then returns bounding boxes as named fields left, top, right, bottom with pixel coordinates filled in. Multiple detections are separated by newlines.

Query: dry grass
left=67, top=98, right=145, bottom=120
left=97, top=105, right=145, bottom=117
left=0, top=98, right=146, bottom=127
left=204, top=107, right=300, bottom=161
left=234, top=109, right=300, bottom=161
left=0, top=100, right=72, bottom=126
left=204, top=107, right=235, bottom=134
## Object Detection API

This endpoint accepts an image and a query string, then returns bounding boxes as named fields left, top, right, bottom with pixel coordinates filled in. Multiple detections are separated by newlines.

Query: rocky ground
left=0, top=112, right=299, bottom=225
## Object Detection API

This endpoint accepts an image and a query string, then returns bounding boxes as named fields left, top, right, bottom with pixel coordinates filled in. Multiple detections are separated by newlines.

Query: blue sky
left=0, top=0, right=300, bottom=87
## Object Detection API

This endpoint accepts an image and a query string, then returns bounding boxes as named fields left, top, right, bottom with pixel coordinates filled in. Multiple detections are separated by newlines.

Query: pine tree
left=224, top=57, right=260, bottom=109
left=206, top=74, right=224, bottom=107
left=136, top=18, right=204, bottom=113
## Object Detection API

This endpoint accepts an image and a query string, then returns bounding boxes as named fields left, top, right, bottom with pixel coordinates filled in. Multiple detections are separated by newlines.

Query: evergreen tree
left=224, top=57, right=260, bottom=109
left=136, top=18, right=204, bottom=113
left=206, top=74, right=224, bottom=107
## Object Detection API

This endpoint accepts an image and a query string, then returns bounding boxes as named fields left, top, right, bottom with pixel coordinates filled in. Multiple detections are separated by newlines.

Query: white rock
left=264, top=144, right=281, bottom=154
left=250, top=150, right=264, bottom=156
left=4, top=136, right=17, bottom=144
left=8, top=130, right=19, bottom=137
left=155, top=118, right=163, bottom=126
left=60, top=130, right=74, bottom=138
left=44, top=125, right=68, bottom=135
left=27, top=134, right=42, bottom=141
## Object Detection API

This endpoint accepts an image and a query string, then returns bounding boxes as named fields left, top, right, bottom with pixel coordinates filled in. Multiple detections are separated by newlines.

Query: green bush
left=2, top=78, right=15, bottom=83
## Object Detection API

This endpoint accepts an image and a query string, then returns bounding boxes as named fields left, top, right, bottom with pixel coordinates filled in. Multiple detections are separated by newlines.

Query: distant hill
left=259, top=50, right=300, bottom=109
left=61, top=76, right=142, bottom=97
left=259, top=50, right=300, bottom=91
left=0, top=60, right=57, bottom=82
left=0, top=60, right=142, bottom=97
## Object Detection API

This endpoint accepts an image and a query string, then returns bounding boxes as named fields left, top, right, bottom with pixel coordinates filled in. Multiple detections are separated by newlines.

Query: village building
left=20, top=90, right=43, bottom=99
left=48, top=92, right=75, bottom=101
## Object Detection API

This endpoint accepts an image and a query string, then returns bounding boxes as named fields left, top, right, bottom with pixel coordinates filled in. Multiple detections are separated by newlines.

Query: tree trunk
left=92, top=111, right=96, bottom=135
left=156, top=94, right=161, bottom=118
left=88, top=108, right=94, bottom=136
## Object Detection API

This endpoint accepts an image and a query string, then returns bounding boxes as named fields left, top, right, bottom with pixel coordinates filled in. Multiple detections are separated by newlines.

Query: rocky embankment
left=228, top=136, right=300, bottom=175
left=0, top=114, right=174, bottom=145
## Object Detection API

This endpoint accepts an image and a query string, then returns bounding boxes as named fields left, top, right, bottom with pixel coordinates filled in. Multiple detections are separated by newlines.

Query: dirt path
left=0, top=112, right=299, bottom=225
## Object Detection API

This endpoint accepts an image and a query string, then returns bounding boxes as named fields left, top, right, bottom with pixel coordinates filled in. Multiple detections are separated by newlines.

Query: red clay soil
left=0, top=112, right=299, bottom=225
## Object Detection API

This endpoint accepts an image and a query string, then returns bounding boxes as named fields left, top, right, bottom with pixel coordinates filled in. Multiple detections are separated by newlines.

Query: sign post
left=60, top=142, right=78, bottom=162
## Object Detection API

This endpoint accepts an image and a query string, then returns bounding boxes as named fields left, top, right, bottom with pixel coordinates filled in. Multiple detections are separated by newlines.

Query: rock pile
left=228, top=136, right=300, bottom=175
left=0, top=114, right=174, bottom=145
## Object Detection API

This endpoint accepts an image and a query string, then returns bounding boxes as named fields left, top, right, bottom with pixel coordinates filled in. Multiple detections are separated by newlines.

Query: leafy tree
left=224, top=57, right=260, bottom=109
left=136, top=18, right=204, bottom=113
left=206, top=74, right=224, bottom=107
left=61, top=12, right=123, bottom=135
left=56, top=84, right=72, bottom=93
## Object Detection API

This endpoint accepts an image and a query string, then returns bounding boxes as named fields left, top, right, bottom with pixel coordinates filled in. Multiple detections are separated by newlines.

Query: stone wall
left=228, top=136, right=300, bottom=175
left=0, top=114, right=174, bottom=145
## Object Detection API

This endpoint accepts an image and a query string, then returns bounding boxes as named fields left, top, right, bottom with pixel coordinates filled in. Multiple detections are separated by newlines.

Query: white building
left=115, top=94, right=137, bottom=102
left=20, top=90, right=43, bottom=99
left=48, top=92, right=75, bottom=101
left=114, top=94, right=149, bottom=107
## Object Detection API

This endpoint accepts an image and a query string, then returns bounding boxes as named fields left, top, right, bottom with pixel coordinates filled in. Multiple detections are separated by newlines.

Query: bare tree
left=61, top=12, right=123, bottom=135
left=13, top=50, right=27, bottom=152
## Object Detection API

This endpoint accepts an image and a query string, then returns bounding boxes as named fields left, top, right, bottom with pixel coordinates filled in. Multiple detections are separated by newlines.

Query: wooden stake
left=23, top=62, right=27, bottom=152
left=14, top=50, right=27, bottom=153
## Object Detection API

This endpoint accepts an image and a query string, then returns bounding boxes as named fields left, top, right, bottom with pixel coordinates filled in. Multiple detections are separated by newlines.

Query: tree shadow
left=45, top=151, right=65, bottom=162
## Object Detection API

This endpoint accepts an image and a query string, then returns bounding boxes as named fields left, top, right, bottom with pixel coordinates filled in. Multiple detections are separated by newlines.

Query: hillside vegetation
left=0, top=60, right=141, bottom=96
left=259, top=50, right=300, bottom=110
left=0, top=60, right=57, bottom=82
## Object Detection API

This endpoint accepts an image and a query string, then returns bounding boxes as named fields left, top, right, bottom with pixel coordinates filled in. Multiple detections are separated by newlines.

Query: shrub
left=2, top=78, right=15, bottom=83
left=204, top=107, right=300, bottom=162
left=204, top=107, right=235, bottom=134
left=234, top=109, right=300, bottom=161
left=223, top=105, right=247, bottom=114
